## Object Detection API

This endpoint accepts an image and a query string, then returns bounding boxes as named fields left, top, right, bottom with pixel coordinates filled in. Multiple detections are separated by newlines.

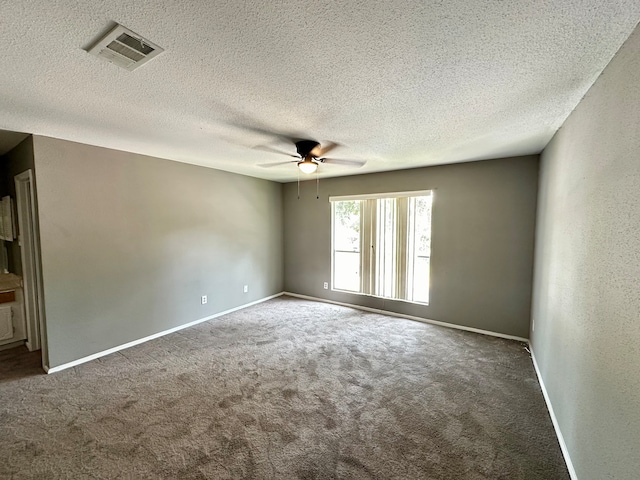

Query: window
left=331, top=191, right=433, bottom=304
left=332, top=200, right=361, bottom=292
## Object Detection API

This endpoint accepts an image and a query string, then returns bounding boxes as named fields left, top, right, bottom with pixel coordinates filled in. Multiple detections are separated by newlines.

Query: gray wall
left=0, top=135, right=36, bottom=276
left=532, top=24, right=640, bottom=480
left=32, top=136, right=283, bottom=368
left=284, top=156, right=539, bottom=338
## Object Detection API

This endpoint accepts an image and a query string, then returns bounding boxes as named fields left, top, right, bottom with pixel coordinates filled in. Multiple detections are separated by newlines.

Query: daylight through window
left=331, top=191, right=433, bottom=304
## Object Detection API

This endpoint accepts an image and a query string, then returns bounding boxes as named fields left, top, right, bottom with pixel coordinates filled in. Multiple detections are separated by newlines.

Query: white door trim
left=15, top=169, right=48, bottom=369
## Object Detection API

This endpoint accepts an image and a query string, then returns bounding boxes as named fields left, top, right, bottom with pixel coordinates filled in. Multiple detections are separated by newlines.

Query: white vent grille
left=87, top=24, right=164, bottom=71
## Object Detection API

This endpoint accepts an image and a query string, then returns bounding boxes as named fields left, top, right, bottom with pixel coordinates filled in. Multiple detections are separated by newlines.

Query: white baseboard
left=283, top=292, right=528, bottom=342
left=46, top=292, right=284, bottom=374
left=44, top=290, right=576, bottom=479
left=529, top=347, right=578, bottom=480
left=284, top=292, right=575, bottom=476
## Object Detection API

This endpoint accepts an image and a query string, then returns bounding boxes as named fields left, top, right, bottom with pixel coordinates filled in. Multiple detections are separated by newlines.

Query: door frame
left=15, top=169, right=48, bottom=370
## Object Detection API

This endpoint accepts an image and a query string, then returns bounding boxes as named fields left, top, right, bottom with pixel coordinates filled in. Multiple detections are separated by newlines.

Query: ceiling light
left=298, top=159, right=318, bottom=174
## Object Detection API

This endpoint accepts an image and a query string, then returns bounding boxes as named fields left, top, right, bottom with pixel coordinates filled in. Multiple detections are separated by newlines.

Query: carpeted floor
left=0, top=296, right=569, bottom=479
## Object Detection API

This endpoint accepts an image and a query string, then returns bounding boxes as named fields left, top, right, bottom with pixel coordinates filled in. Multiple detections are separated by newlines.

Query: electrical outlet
left=323, top=282, right=329, bottom=289
left=243, top=285, right=248, bottom=293
left=532, top=318, right=535, bottom=332
left=201, top=295, right=207, bottom=305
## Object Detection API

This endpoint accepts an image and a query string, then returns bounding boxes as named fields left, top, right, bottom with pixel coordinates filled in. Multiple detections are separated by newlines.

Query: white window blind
left=331, top=191, right=433, bottom=304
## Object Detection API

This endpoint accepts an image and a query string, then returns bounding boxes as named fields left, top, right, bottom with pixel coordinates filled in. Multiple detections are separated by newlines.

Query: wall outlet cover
left=323, top=282, right=329, bottom=289
left=243, top=285, right=248, bottom=293
left=201, top=295, right=207, bottom=305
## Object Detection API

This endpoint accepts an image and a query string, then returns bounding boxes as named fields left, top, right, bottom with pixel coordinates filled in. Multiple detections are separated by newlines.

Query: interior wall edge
left=284, top=292, right=529, bottom=343
left=283, top=155, right=539, bottom=339
left=46, top=292, right=285, bottom=373
left=530, top=22, right=640, bottom=480
left=529, top=346, right=579, bottom=480
left=31, top=136, right=284, bottom=367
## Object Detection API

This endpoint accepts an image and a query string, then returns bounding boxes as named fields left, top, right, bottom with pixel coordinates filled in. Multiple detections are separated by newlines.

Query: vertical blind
left=330, top=191, right=433, bottom=304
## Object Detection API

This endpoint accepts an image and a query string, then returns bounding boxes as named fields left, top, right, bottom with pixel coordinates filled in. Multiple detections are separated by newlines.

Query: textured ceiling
left=0, top=1, right=639, bottom=182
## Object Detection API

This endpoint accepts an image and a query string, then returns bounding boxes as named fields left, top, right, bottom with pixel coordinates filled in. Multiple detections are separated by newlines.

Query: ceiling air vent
left=87, top=24, right=164, bottom=71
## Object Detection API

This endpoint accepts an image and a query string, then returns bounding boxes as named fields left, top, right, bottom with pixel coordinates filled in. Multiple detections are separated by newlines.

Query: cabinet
left=0, top=274, right=26, bottom=348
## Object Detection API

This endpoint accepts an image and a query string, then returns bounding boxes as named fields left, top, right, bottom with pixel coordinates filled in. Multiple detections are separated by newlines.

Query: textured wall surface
left=284, top=156, right=539, bottom=338
left=0, top=136, right=36, bottom=276
left=531, top=24, right=640, bottom=480
left=33, top=137, right=283, bottom=368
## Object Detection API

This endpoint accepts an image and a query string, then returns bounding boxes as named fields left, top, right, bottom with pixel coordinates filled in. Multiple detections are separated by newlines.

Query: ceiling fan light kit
left=298, top=159, right=318, bottom=174
left=256, top=138, right=366, bottom=174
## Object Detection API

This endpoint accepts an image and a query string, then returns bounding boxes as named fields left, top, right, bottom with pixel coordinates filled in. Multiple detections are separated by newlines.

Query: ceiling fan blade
left=210, top=100, right=300, bottom=144
left=257, top=160, right=298, bottom=168
left=253, top=144, right=299, bottom=157
left=320, top=158, right=367, bottom=167
left=315, top=141, right=340, bottom=157
left=228, top=122, right=298, bottom=144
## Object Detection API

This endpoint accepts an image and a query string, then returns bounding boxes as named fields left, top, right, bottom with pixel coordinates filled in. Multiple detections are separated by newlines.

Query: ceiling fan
left=207, top=100, right=366, bottom=174
left=256, top=139, right=366, bottom=174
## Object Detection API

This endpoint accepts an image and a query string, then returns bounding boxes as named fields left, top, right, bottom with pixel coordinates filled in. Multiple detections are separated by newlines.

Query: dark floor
left=0, top=345, right=42, bottom=381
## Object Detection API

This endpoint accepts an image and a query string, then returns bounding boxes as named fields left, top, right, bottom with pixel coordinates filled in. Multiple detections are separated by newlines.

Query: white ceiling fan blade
left=257, top=160, right=298, bottom=168
left=321, top=158, right=366, bottom=167
left=253, top=144, right=299, bottom=157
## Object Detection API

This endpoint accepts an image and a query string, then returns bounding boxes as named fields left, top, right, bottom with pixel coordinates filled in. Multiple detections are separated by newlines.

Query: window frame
left=330, top=199, right=363, bottom=293
left=330, top=190, right=433, bottom=306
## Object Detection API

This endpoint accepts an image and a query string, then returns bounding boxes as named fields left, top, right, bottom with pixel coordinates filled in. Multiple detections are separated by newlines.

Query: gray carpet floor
left=0, top=296, right=569, bottom=479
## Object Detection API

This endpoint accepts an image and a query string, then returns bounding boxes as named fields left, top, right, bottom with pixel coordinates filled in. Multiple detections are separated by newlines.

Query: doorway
left=14, top=170, right=48, bottom=370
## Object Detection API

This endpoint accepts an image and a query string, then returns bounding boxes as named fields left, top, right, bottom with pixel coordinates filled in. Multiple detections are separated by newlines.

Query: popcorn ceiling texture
left=531, top=22, right=640, bottom=480
left=0, top=1, right=639, bottom=181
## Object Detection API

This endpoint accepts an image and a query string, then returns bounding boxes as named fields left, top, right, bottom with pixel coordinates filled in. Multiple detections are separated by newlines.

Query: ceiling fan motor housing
left=295, top=140, right=321, bottom=158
